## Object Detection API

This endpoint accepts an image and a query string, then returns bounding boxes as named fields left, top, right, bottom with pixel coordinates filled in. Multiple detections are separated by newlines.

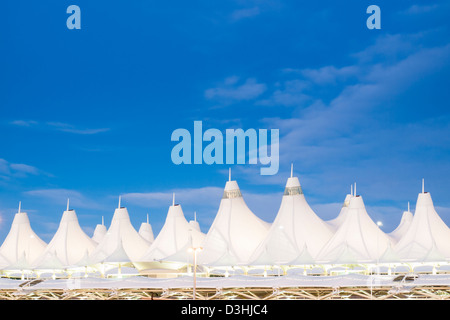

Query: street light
left=188, top=246, right=203, bottom=300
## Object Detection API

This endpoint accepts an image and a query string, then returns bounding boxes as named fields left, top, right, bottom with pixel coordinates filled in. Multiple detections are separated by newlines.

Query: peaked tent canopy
left=92, top=216, right=107, bottom=244
left=249, top=175, right=333, bottom=266
left=394, top=191, right=450, bottom=262
left=389, top=207, right=413, bottom=243
left=32, top=207, right=97, bottom=268
left=0, top=206, right=47, bottom=266
left=137, top=203, right=205, bottom=265
left=316, top=195, right=394, bottom=264
left=89, top=203, right=150, bottom=264
left=188, top=212, right=201, bottom=232
left=326, top=194, right=353, bottom=231
left=138, top=215, right=155, bottom=244
left=198, top=178, right=270, bottom=266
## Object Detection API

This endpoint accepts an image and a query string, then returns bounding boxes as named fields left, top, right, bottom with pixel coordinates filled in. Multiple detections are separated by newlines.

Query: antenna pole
left=67, top=198, right=70, bottom=211
left=229, top=168, right=231, bottom=181
left=422, top=178, right=425, bottom=193
left=290, top=163, right=293, bottom=178
left=147, top=213, right=149, bottom=224
left=194, top=211, right=197, bottom=222
left=354, top=182, right=357, bottom=196
left=408, top=201, right=410, bottom=212
left=351, top=184, right=353, bottom=196
left=118, top=196, right=121, bottom=209
left=102, top=216, right=104, bottom=226
left=173, top=193, right=175, bottom=206
left=18, top=201, right=21, bottom=214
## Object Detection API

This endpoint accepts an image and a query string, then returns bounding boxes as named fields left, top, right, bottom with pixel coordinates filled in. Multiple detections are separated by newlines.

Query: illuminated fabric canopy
left=249, top=172, right=333, bottom=265
left=316, top=195, right=395, bottom=264
left=89, top=199, right=150, bottom=264
left=0, top=203, right=47, bottom=266
left=32, top=202, right=97, bottom=268
left=198, top=174, right=270, bottom=266
left=137, top=198, right=205, bottom=264
left=394, top=189, right=450, bottom=262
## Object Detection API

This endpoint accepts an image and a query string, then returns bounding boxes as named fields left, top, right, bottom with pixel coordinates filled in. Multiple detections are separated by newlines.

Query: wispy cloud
left=10, top=120, right=110, bottom=135
left=46, top=122, right=110, bottom=135
left=24, top=188, right=103, bottom=210
left=230, top=7, right=260, bottom=21
left=205, top=76, right=267, bottom=104
left=256, top=79, right=311, bottom=107
left=10, top=120, right=38, bottom=127
left=401, top=4, right=439, bottom=15
left=0, top=158, right=45, bottom=179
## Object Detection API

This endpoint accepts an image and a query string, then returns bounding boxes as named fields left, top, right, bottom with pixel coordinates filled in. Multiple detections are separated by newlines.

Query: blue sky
left=1, top=0, right=450, bottom=242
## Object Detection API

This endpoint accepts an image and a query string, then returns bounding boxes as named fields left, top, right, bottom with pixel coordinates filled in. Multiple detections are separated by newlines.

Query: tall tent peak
left=223, top=180, right=242, bottom=199
left=284, top=176, right=303, bottom=196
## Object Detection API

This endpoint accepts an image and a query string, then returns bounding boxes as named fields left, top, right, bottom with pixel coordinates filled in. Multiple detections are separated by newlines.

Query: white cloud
left=300, top=65, right=359, bottom=85
left=401, top=4, right=439, bottom=15
left=24, top=188, right=102, bottom=210
left=257, top=80, right=310, bottom=107
left=0, top=158, right=43, bottom=179
left=10, top=120, right=38, bottom=127
left=46, top=122, right=110, bottom=135
left=10, top=120, right=110, bottom=135
left=205, top=77, right=267, bottom=103
left=230, top=7, right=260, bottom=21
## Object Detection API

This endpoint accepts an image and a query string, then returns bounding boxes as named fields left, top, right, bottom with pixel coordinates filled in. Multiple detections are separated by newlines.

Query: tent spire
left=147, top=213, right=149, bottom=224
left=194, top=211, right=197, bottom=222
left=172, top=193, right=175, bottom=206
left=18, top=201, right=21, bottom=214
left=351, top=184, right=353, bottom=196
left=354, top=182, right=357, bottom=196
left=422, top=178, right=425, bottom=193
left=408, top=201, right=410, bottom=212
left=229, top=167, right=231, bottom=181
left=118, top=195, right=121, bottom=209
left=66, top=198, right=70, bottom=211
left=101, top=216, right=104, bottom=226
left=290, top=163, right=293, bottom=178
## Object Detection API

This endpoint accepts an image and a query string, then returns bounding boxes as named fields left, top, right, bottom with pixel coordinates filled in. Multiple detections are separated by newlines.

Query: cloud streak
left=10, top=120, right=110, bottom=135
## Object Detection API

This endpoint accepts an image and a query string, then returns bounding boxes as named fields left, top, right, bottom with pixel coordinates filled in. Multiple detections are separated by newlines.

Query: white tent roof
left=394, top=192, right=450, bottom=262
left=326, top=194, right=353, bottom=231
left=32, top=208, right=97, bottom=268
left=249, top=176, right=333, bottom=265
left=198, top=179, right=270, bottom=266
left=0, top=209, right=47, bottom=266
left=92, top=224, right=107, bottom=244
left=89, top=206, right=150, bottom=263
left=316, top=195, right=394, bottom=264
left=138, top=203, right=205, bottom=263
left=189, top=220, right=201, bottom=232
left=138, top=215, right=155, bottom=244
left=388, top=209, right=413, bottom=243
